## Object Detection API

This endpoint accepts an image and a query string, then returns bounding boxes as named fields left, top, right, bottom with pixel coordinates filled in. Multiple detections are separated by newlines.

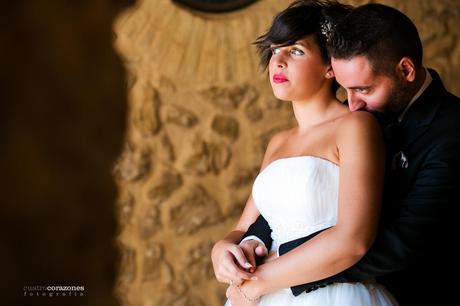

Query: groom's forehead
left=331, top=56, right=372, bottom=73
left=331, top=56, right=376, bottom=85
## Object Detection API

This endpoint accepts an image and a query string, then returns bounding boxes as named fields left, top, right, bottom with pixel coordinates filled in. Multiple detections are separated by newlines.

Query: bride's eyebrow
left=270, top=41, right=308, bottom=49
left=294, top=41, right=310, bottom=49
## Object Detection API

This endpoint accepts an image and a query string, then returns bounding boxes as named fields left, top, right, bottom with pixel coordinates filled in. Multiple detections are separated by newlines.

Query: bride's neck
left=292, top=97, right=341, bottom=133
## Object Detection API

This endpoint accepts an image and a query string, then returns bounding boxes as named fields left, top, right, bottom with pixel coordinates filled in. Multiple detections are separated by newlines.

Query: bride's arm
left=211, top=130, right=288, bottom=285
left=239, top=111, right=385, bottom=299
left=211, top=195, right=261, bottom=284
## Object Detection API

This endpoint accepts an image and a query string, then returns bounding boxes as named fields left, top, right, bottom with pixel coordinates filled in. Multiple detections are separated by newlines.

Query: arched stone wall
left=113, top=1, right=460, bottom=305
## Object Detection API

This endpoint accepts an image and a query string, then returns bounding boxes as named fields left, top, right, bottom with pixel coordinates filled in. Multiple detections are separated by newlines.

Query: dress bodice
left=225, top=156, right=398, bottom=306
left=252, top=156, right=339, bottom=251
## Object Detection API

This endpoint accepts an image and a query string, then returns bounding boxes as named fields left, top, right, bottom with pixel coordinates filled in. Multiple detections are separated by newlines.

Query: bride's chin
left=271, top=91, right=291, bottom=102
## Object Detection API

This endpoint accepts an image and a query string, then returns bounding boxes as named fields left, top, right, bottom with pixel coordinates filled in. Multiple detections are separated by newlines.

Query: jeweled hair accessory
left=320, top=19, right=334, bottom=42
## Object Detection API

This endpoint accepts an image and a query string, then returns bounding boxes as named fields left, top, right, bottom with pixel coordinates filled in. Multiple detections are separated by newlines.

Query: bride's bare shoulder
left=338, top=111, right=380, bottom=130
left=262, top=128, right=295, bottom=158
left=337, top=111, right=383, bottom=149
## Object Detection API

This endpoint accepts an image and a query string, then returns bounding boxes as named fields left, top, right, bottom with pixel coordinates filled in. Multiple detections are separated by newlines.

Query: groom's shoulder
left=431, top=89, right=460, bottom=130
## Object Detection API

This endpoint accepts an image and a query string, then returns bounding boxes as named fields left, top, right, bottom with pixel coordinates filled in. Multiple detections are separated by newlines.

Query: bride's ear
left=325, top=66, right=334, bottom=79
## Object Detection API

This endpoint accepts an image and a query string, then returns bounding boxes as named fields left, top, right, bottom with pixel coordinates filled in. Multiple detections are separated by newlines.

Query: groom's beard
left=387, top=73, right=414, bottom=116
left=371, top=76, right=413, bottom=125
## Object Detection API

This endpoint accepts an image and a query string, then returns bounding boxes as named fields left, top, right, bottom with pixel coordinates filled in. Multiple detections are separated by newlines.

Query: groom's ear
left=397, top=57, right=416, bottom=82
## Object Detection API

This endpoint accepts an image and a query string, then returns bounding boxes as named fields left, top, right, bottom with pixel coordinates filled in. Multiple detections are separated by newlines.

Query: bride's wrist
left=240, top=276, right=265, bottom=300
left=235, top=283, right=260, bottom=302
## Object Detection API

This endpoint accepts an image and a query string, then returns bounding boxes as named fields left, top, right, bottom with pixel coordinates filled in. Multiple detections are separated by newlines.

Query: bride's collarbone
left=268, top=124, right=340, bottom=164
left=279, top=135, right=336, bottom=156
left=268, top=145, right=338, bottom=165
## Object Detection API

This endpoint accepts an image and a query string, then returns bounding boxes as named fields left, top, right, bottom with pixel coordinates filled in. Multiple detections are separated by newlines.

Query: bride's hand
left=226, top=282, right=260, bottom=306
left=212, top=240, right=257, bottom=286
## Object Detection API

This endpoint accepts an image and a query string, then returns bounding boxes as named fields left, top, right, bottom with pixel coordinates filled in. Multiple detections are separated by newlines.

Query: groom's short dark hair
left=328, top=3, right=423, bottom=75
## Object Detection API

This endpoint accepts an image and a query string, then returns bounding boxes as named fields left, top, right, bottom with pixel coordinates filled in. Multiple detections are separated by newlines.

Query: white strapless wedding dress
left=226, top=156, right=398, bottom=306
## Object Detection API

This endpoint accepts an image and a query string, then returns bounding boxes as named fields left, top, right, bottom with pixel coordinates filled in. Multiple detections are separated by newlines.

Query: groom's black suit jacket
left=243, top=69, right=460, bottom=305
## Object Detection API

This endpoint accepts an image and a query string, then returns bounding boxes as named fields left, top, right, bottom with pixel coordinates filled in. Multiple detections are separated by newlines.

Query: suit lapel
left=398, top=69, right=445, bottom=149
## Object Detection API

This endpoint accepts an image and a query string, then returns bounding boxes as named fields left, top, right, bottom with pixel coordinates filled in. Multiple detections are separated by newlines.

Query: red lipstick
left=273, top=74, right=288, bottom=83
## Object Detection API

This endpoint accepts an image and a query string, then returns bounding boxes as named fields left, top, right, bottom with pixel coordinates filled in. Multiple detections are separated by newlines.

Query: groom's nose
left=347, top=92, right=366, bottom=112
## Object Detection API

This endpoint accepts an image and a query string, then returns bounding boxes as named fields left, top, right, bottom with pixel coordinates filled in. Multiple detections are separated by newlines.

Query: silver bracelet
left=235, top=284, right=260, bottom=303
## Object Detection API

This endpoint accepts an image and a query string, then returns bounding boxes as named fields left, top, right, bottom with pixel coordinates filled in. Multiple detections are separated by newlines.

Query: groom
left=237, top=3, right=460, bottom=305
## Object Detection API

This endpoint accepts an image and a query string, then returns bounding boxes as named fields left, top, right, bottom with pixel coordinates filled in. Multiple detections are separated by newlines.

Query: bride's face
left=268, top=35, right=330, bottom=102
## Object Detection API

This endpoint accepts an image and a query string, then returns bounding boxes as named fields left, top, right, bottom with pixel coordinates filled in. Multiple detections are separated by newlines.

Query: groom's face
left=331, top=55, right=409, bottom=116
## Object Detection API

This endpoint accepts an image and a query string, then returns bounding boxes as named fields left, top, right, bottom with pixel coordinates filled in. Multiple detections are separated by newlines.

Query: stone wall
left=113, top=0, right=460, bottom=305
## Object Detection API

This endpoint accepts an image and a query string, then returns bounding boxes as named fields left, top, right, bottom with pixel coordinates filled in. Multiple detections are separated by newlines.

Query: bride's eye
left=290, top=48, right=304, bottom=56
left=270, top=47, right=281, bottom=55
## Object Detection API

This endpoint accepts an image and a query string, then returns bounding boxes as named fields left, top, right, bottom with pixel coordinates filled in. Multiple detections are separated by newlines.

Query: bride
left=211, top=1, right=398, bottom=305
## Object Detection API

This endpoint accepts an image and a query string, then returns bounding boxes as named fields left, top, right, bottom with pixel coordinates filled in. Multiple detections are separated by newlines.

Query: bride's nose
left=273, top=54, right=287, bottom=69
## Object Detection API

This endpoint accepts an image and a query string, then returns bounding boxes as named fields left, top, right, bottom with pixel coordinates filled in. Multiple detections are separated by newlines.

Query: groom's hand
left=239, top=239, right=268, bottom=272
